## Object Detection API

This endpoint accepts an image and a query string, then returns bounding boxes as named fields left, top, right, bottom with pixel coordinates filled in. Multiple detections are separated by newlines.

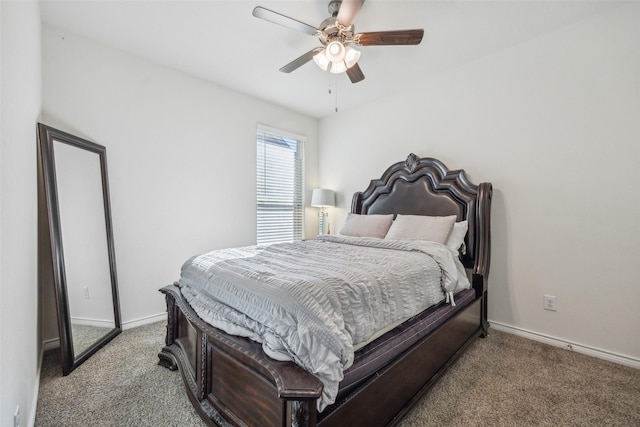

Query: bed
left=158, top=153, right=492, bottom=426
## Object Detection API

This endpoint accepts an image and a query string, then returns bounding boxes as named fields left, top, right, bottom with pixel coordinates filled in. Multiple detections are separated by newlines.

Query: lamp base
left=318, top=211, right=328, bottom=235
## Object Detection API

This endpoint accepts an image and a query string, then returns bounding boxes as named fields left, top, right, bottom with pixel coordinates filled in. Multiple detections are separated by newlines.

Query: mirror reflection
left=54, top=141, right=116, bottom=356
left=38, top=123, right=121, bottom=375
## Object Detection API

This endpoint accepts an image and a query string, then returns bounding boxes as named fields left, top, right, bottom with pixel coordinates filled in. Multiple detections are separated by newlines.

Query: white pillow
left=445, top=220, right=468, bottom=253
left=339, top=213, right=394, bottom=239
left=385, top=214, right=457, bottom=244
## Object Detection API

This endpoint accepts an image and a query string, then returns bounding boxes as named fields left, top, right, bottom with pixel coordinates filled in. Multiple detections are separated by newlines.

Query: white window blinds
left=256, top=126, right=305, bottom=244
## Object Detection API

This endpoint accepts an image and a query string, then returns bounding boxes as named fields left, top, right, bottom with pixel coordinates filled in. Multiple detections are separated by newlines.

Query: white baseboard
left=30, top=344, right=45, bottom=427
left=122, top=312, right=166, bottom=330
left=40, top=313, right=167, bottom=346
left=42, top=337, right=59, bottom=351
left=69, top=317, right=115, bottom=328
left=489, top=321, right=640, bottom=369
left=29, top=377, right=40, bottom=427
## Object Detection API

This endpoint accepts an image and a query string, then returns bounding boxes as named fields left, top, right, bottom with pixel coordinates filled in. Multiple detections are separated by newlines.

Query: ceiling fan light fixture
left=315, top=44, right=361, bottom=74
left=330, top=61, right=347, bottom=74
left=344, top=46, right=361, bottom=69
left=325, top=40, right=346, bottom=63
left=313, top=50, right=331, bottom=71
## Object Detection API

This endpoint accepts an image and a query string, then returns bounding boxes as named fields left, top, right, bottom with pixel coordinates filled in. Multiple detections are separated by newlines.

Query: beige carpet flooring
left=35, top=321, right=640, bottom=426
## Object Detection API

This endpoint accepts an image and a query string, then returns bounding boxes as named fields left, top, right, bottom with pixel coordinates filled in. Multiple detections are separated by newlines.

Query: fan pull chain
left=334, top=76, right=339, bottom=113
left=327, top=76, right=339, bottom=113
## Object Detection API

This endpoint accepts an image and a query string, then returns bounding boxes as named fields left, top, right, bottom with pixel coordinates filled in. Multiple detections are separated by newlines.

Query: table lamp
left=311, top=188, right=335, bottom=235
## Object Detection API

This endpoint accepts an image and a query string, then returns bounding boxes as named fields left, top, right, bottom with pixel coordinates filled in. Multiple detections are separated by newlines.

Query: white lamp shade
left=325, top=41, right=346, bottom=63
left=311, top=189, right=335, bottom=207
left=330, top=61, right=347, bottom=74
left=344, top=46, right=361, bottom=68
left=313, top=45, right=361, bottom=74
left=313, top=50, right=330, bottom=71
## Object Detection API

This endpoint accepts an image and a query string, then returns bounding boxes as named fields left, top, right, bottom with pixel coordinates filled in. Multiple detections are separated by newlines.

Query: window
left=256, top=125, right=305, bottom=244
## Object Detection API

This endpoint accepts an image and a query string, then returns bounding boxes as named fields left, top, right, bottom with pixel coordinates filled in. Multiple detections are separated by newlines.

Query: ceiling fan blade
left=279, top=48, right=325, bottom=73
left=346, top=63, right=365, bottom=83
left=355, top=29, right=424, bottom=46
left=252, top=6, right=318, bottom=36
left=336, top=0, right=365, bottom=27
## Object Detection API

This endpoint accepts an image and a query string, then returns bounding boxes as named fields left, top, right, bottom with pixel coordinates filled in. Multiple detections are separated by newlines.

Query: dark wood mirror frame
left=38, top=123, right=122, bottom=375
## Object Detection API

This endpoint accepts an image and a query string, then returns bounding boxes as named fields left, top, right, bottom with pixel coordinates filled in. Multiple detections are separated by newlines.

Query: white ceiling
left=40, top=0, right=622, bottom=119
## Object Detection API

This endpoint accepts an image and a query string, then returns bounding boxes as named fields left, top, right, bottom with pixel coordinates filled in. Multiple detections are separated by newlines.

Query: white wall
left=319, top=4, right=640, bottom=362
left=0, top=2, right=42, bottom=426
left=41, top=24, right=319, bottom=331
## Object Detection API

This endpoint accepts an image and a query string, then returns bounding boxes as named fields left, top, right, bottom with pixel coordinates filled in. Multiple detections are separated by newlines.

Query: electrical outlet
left=14, top=405, right=20, bottom=427
left=84, top=286, right=90, bottom=299
left=544, top=295, right=557, bottom=311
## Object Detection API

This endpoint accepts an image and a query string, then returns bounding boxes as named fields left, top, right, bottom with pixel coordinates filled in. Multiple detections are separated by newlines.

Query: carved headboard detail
left=351, top=153, right=492, bottom=288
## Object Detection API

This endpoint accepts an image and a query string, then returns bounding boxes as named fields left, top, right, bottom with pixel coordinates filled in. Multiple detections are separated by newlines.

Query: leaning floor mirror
left=38, top=123, right=121, bottom=375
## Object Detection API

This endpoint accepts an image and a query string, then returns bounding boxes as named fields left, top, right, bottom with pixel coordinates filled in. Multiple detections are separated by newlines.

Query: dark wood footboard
left=159, top=284, right=483, bottom=427
left=159, top=284, right=323, bottom=427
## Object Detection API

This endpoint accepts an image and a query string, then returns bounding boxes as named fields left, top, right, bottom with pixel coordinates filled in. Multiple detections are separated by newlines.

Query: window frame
left=256, top=124, right=306, bottom=244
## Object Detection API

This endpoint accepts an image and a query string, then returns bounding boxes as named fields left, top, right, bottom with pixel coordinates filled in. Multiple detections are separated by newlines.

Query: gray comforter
left=177, top=235, right=470, bottom=410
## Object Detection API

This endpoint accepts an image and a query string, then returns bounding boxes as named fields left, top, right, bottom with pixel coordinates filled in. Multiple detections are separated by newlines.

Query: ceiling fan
left=252, top=0, right=424, bottom=83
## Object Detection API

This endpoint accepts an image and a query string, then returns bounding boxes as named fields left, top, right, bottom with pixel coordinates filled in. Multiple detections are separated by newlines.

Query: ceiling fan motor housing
left=318, top=19, right=354, bottom=47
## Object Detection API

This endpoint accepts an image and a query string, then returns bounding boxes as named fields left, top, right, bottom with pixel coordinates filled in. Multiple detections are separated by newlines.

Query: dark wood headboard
left=351, top=153, right=492, bottom=297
